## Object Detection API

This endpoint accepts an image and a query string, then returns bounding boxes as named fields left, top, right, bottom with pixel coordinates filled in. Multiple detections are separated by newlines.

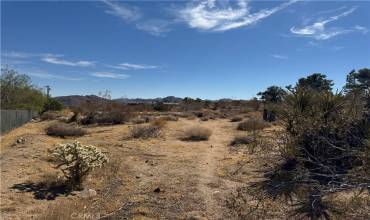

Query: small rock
left=153, top=187, right=161, bottom=193
left=14, top=137, right=26, bottom=145
left=81, top=189, right=97, bottom=198
left=135, top=176, right=140, bottom=179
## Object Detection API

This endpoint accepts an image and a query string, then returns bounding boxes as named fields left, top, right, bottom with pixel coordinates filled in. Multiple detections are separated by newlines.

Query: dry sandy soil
left=0, top=116, right=272, bottom=220
left=2, top=116, right=369, bottom=220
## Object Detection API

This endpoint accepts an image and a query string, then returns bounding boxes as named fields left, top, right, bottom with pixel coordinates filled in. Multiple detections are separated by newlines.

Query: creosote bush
left=237, top=118, right=269, bottom=131
left=46, top=123, right=86, bottom=137
left=50, top=141, right=108, bottom=188
left=183, top=126, right=212, bottom=141
left=130, top=125, right=162, bottom=139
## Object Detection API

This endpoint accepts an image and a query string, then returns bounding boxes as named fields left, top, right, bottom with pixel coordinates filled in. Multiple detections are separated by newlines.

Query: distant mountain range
left=115, top=96, right=183, bottom=104
left=55, top=95, right=184, bottom=107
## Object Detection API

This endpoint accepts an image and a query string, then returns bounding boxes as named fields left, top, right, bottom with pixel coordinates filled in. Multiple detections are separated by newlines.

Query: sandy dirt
left=0, top=118, right=257, bottom=220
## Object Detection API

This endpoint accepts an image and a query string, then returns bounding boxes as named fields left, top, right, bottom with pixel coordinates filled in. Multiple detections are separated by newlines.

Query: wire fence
left=1, top=110, right=38, bottom=134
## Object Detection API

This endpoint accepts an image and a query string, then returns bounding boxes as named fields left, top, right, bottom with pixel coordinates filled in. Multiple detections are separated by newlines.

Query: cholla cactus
left=50, top=141, right=108, bottom=188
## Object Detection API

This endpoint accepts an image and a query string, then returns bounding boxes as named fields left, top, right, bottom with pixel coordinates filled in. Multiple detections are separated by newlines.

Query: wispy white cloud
left=91, top=72, right=130, bottom=79
left=271, top=54, right=288, bottom=59
left=290, top=7, right=367, bottom=40
left=178, top=0, right=297, bottom=32
left=108, top=62, right=159, bottom=70
left=136, top=20, right=172, bottom=36
left=2, top=51, right=38, bottom=59
left=21, top=69, right=82, bottom=81
left=1, top=51, right=95, bottom=68
left=2, top=51, right=63, bottom=59
left=102, top=0, right=141, bottom=22
left=354, top=25, right=369, bottom=33
left=41, top=55, right=95, bottom=67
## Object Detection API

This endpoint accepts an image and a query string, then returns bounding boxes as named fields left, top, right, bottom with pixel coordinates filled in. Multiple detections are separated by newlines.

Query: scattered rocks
left=81, top=188, right=97, bottom=198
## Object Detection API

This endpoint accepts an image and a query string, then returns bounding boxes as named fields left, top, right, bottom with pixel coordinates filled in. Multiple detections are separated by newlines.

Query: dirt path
left=195, top=121, right=232, bottom=219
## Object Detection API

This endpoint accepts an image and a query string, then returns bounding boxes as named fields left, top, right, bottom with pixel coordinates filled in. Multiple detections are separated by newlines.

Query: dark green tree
left=344, top=68, right=370, bottom=93
left=297, top=73, right=333, bottom=92
left=257, top=86, right=286, bottom=103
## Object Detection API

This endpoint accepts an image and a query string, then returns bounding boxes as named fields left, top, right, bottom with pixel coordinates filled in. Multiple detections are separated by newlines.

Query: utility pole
left=45, top=85, right=51, bottom=98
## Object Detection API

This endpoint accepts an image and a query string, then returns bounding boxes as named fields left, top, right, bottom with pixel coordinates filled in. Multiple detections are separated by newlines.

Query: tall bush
left=1, top=67, right=47, bottom=112
left=254, top=76, right=370, bottom=219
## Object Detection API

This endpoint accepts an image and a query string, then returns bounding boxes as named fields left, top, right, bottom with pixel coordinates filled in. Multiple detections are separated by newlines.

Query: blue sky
left=1, top=0, right=370, bottom=99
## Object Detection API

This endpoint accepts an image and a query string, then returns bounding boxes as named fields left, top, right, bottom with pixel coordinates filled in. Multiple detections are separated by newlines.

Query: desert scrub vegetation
left=40, top=111, right=61, bottom=120
left=237, top=118, right=269, bottom=131
left=150, top=117, right=168, bottom=128
left=131, top=117, right=148, bottom=124
left=182, top=126, right=212, bottom=141
left=160, top=115, right=179, bottom=121
left=130, top=119, right=166, bottom=139
left=50, top=141, right=108, bottom=189
left=46, top=123, right=86, bottom=137
left=80, top=110, right=130, bottom=125
left=241, top=70, right=370, bottom=219
left=130, top=125, right=162, bottom=139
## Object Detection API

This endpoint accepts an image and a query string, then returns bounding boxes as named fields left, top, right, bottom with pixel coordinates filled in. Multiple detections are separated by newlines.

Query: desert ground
left=1, top=114, right=276, bottom=220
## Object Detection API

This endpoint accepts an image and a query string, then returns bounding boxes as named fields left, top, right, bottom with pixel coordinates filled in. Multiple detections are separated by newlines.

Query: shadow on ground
left=10, top=182, right=74, bottom=200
